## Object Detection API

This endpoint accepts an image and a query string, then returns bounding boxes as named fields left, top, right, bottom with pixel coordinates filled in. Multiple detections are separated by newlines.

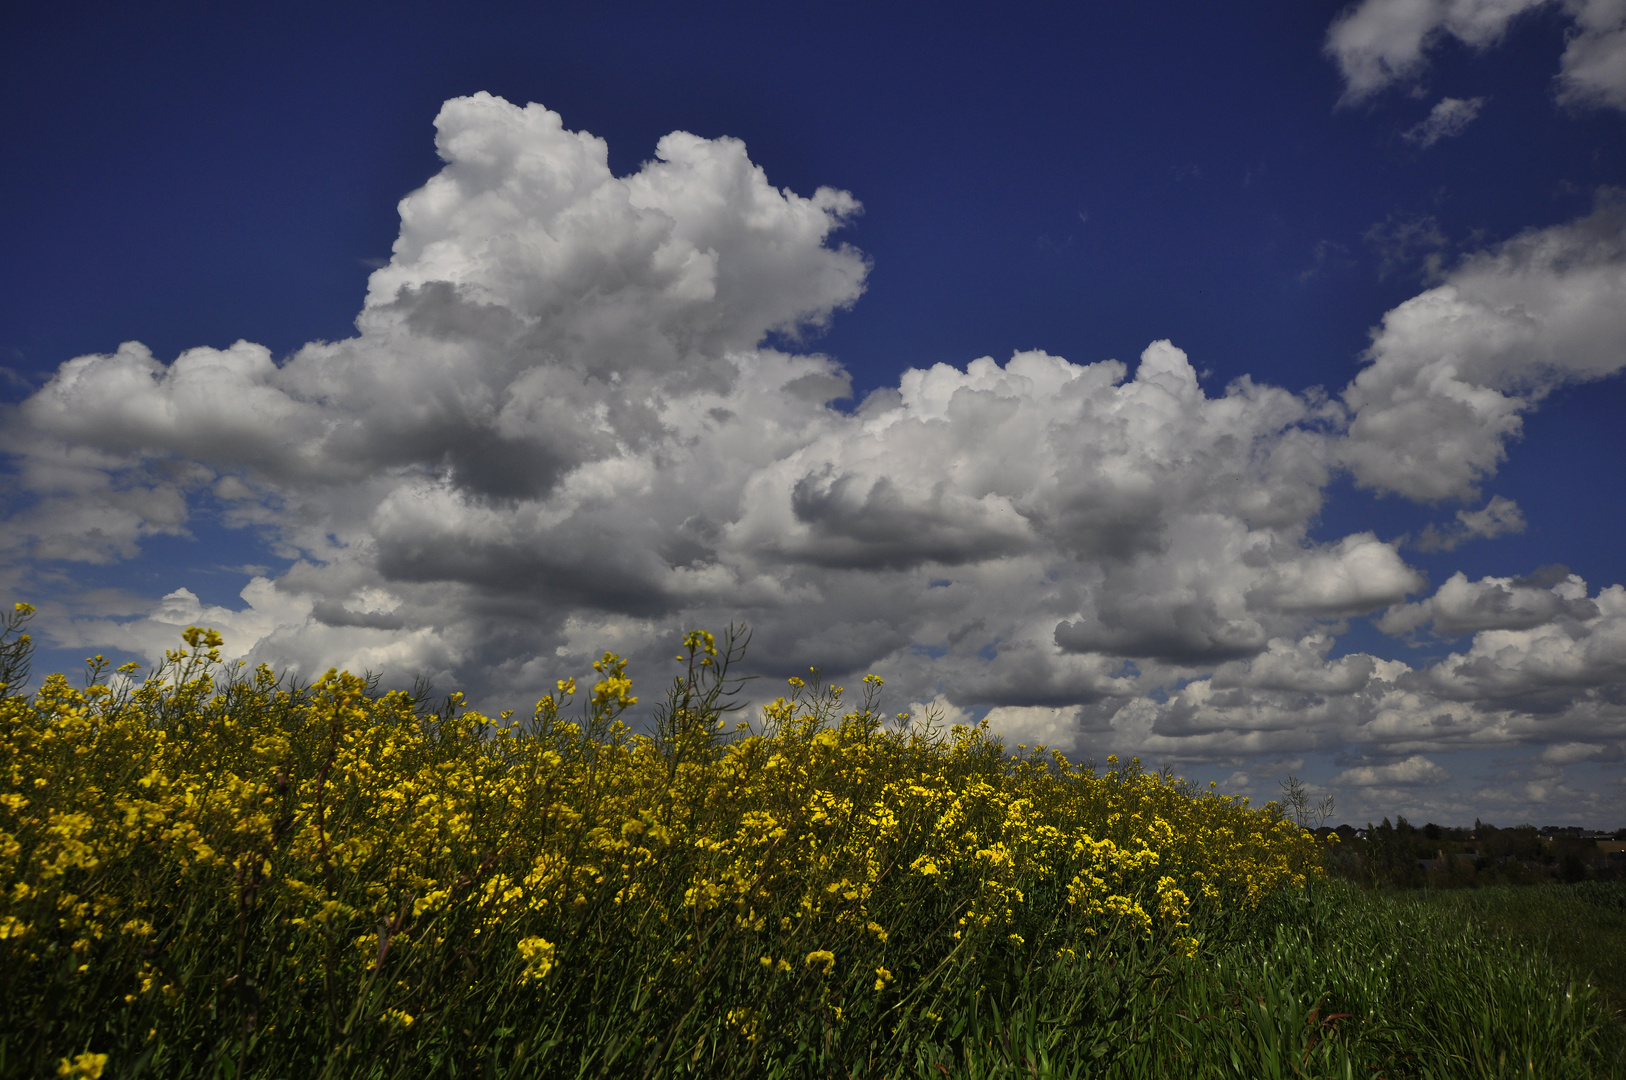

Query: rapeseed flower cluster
left=0, top=611, right=1320, bottom=1076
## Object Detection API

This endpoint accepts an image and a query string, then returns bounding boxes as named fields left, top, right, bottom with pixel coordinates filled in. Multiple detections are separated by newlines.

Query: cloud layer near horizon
left=4, top=94, right=1625, bottom=818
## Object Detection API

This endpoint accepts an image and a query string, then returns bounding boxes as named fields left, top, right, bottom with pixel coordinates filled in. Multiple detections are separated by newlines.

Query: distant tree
left=0, top=602, right=35, bottom=695
left=1278, top=774, right=1335, bottom=829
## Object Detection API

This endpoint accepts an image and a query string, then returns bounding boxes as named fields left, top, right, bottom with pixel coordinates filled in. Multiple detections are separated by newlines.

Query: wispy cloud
left=1412, top=494, right=1526, bottom=552
left=1402, top=96, right=1486, bottom=147
left=1325, top=0, right=1626, bottom=113
left=1363, top=212, right=1450, bottom=282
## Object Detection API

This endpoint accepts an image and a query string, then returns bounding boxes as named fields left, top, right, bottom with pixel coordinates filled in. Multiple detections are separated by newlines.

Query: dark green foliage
left=1320, top=818, right=1620, bottom=890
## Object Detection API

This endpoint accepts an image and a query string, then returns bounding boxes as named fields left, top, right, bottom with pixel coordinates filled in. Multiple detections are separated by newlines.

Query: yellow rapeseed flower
left=381, top=1008, right=415, bottom=1029
left=0, top=619, right=1323, bottom=1070
left=56, top=1053, right=108, bottom=1079
left=517, top=937, right=557, bottom=983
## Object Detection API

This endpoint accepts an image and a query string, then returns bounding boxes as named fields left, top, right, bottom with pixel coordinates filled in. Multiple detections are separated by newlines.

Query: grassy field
left=1405, top=880, right=1626, bottom=1023
left=947, top=881, right=1626, bottom=1078
left=0, top=609, right=1622, bottom=1078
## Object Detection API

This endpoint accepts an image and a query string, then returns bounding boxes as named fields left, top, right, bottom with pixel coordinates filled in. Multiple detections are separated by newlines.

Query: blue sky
left=3, top=0, right=1624, bottom=825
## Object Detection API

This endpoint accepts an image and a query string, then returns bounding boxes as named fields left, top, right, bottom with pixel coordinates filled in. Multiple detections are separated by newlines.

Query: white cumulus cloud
left=1, top=93, right=1624, bottom=801
left=1339, top=190, right=1626, bottom=501
left=1556, top=0, right=1626, bottom=110
left=1378, top=567, right=1595, bottom=636
left=1409, top=581, right=1626, bottom=702
left=1334, top=754, right=1452, bottom=785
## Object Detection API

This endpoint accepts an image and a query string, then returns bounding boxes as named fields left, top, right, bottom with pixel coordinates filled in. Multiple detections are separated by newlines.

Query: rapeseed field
left=1, top=604, right=1620, bottom=1078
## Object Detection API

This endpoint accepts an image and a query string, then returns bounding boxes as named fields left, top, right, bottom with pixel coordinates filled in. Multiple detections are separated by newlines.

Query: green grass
left=1403, top=880, right=1626, bottom=1022
left=912, top=882, right=1626, bottom=1079
left=5, top=879, right=1621, bottom=1078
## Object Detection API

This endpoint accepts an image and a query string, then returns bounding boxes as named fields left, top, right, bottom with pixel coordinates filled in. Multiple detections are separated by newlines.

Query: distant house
left=1416, top=851, right=1476, bottom=872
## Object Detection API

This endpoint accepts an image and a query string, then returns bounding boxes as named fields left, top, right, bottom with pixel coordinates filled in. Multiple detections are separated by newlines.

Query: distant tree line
left=1315, top=817, right=1626, bottom=889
